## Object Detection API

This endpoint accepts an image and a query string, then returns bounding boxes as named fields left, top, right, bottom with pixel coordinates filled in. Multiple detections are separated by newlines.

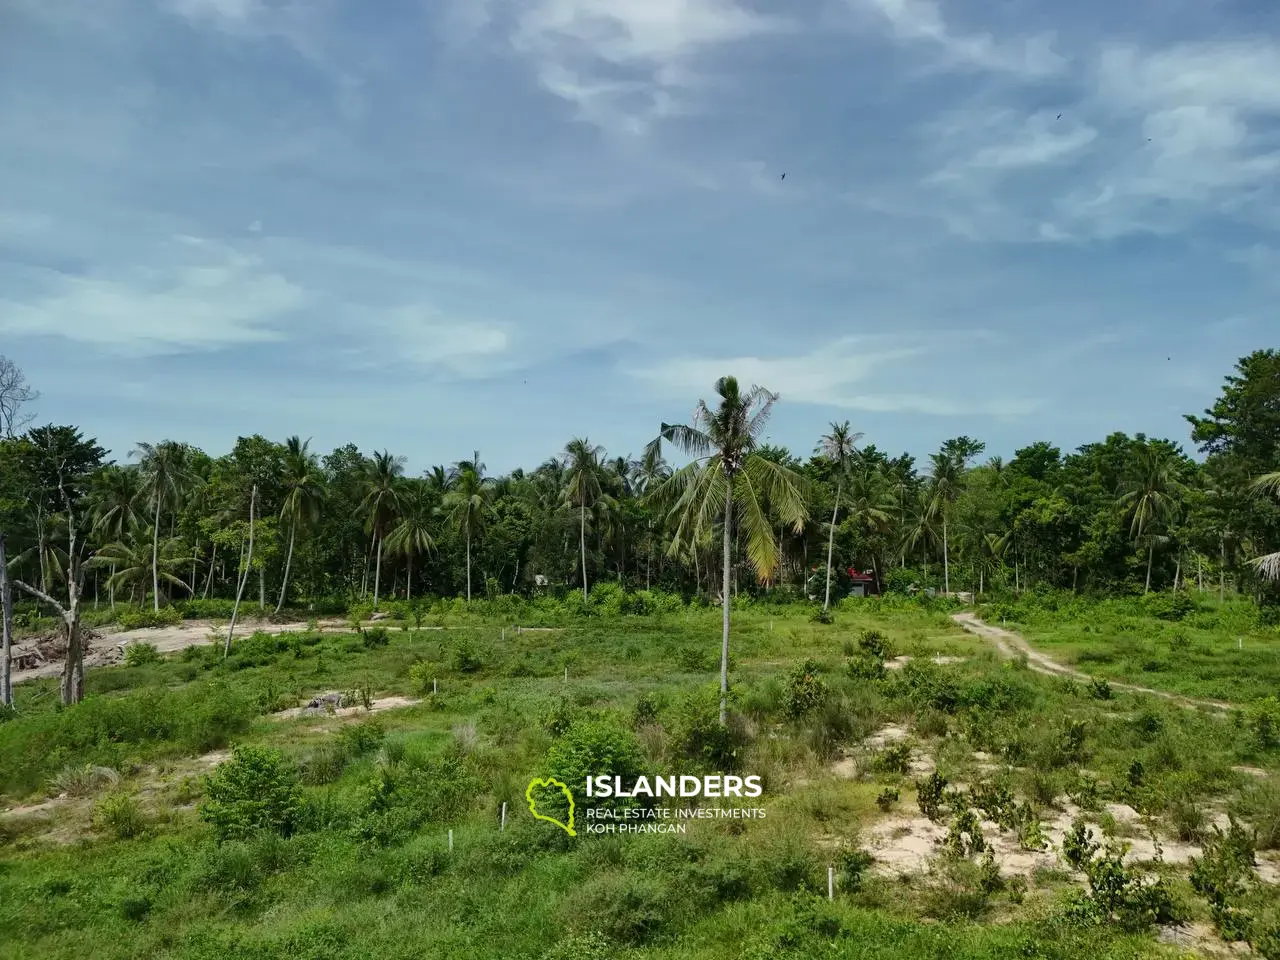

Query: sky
left=2, top=0, right=1279, bottom=474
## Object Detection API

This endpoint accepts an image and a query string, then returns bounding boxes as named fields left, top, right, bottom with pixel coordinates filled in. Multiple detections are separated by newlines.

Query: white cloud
left=0, top=235, right=303, bottom=355
left=509, top=0, right=786, bottom=134
left=851, top=0, right=1064, bottom=77
left=629, top=337, right=1043, bottom=417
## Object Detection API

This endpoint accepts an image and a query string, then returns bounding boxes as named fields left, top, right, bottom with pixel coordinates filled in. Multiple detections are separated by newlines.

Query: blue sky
left=3, top=0, right=1278, bottom=473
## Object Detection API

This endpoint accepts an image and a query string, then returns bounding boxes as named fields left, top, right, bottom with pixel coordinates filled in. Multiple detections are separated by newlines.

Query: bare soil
left=950, top=612, right=1232, bottom=712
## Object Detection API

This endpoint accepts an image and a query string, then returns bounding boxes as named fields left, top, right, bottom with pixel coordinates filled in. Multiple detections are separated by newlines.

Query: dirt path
left=950, top=612, right=1232, bottom=713
left=11, top=617, right=354, bottom=685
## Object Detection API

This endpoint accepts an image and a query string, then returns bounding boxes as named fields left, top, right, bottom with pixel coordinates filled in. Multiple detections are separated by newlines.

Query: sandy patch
left=273, top=694, right=420, bottom=721
left=884, top=655, right=967, bottom=671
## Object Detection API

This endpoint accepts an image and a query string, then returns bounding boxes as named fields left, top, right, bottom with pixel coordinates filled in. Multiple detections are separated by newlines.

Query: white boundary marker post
left=828, top=866, right=834, bottom=900
left=564, top=666, right=568, bottom=682
left=501, top=802, right=507, bottom=831
left=433, top=678, right=438, bottom=694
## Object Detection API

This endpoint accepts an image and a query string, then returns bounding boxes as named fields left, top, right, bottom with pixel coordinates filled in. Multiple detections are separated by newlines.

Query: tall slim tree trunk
left=276, top=522, right=296, bottom=614
left=203, top=542, right=217, bottom=599
left=1144, top=542, right=1154, bottom=594
left=258, top=564, right=265, bottom=610
left=1220, top=536, right=1226, bottom=602
left=580, top=501, right=589, bottom=601
left=1173, top=556, right=1181, bottom=593
left=720, top=483, right=734, bottom=727
left=942, top=517, right=950, bottom=594
left=407, top=552, right=413, bottom=602
left=151, top=494, right=162, bottom=612
left=373, top=533, right=383, bottom=611
left=0, top=532, right=13, bottom=706
left=465, top=533, right=472, bottom=602
left=110, top=562, right=116, bottom=609
left=824, top=485, right=840, bottom=612
left=190, top=541, right=198, bottom=599
left=646, top=520, right=652, bottom=590
left=224, top=486, right=256, bottom=657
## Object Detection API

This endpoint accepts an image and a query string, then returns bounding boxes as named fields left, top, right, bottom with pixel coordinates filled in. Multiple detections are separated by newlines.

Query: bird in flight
left=1056, top=113, right=1062, bottom=119
left=780, top=172, right=786, bottom=181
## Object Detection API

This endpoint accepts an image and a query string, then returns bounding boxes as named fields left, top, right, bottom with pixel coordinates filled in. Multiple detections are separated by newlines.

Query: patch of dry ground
left=950, top=612, right=1232, bottom=712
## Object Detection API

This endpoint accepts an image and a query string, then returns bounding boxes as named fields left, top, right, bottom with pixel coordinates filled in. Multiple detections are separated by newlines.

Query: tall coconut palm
left=276, top=436, right=326, bottom=613
left=88, top=465, right=143, bottom=609
left=359, top=450, right=405, bottom=611
left=562, top=438, right=607, bottom=600
left=133, top=441, right=200, bottom=611
left=843, top=458, right=894, bottom=588
left=816, top=421, right=863, bottom=611
left=631, top=446, right=671, bottom=589
left=444, top=452, right=494, bottom=602
left=646, top=376, right=809, bottom=725
left=927, top=451, right=963, bottom=594
left=89, top=538, right=194, bottom=603
left=1119, top=446, right=1184, bottom=593
left=385, top=478, right=437, bottom=601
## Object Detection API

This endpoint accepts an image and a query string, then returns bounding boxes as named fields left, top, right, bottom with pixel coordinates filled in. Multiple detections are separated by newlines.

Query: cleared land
left=3, top=602, right=1280, bottom=960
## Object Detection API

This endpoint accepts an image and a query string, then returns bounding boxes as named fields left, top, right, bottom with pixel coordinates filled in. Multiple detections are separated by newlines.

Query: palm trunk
left=275, top=522, right=296, bottom=614
left=1173, top=556, right=1181, bottom=593
left=224, top=486, right=256, bottom=657
left=373, top=533, right=383, bottom=611
left=720, top=484, right=734, bottom=727
left=258, top=564, right=264, bottom=610
left=203, top=542, right=217, bottom=599
left=1144, top=542, right=1153, bottom=594
left=0, top=531, right=13, bottom=706
left=110, top=562, right=116, bottom=609
left=465, top=533, right=472, bottom=602
left=580, top=501, right=589, bottom=601
left=191, top=540, right=198, bottom=599
left=407, top=552, right=413, bottom=602
left=1220, top=536, right=1226, bottom=602
left=151, top=494, right=162, bottom=612
left=824, top=485, right=840, bottom=612
left=942, top=517, right=950, bottom=594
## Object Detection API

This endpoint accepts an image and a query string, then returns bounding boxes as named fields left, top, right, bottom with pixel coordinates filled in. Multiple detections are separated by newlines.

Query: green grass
left=4, top=601, right=1280, bottom=958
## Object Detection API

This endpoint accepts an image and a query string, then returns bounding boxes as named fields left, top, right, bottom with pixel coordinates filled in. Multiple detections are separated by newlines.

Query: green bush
left=547, top=718, right=646, bottom=804
left=362, top=625, right=390, bottom=648
left=199, top=745, right=304, bottom=843
left=668, top=687, right=740, bottom=770
left=93, top=792, right=145, bottom=840
left=116, top=606, right=183, bottom=631
left=123, top=642, right=163, bottom=667
left=452, top=639, right=483, bottom=673
left=782, top=659, right=828, bottom=719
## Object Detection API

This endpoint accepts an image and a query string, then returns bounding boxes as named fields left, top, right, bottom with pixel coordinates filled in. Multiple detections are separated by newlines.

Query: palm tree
left=444, top=452, right=494, bottom=602
left=133, top=441, right=200, bottom=611
left=385, top=478, right=437, bottom=600
left=88, top=465, right=143, bottom=609
left=89, top=538, right=194, bottom=603
left=843, top=458, right=893, bottom=589
left=816, top=421, right=863, bottom=611
left=631, top=447, right=670, bottom=589
left=1118, top=446, right=1184, bottom=593
left=276, top=437, right=326, bottom=613
left=562, top=438, right=607, bottom=600
left=359, top=450, right=406, bottom=611
left=1249, top=471, right=1280, bottom=581
left=927, top=451, right=963, bottom=594
left=646, top=376, right=808, bottom=725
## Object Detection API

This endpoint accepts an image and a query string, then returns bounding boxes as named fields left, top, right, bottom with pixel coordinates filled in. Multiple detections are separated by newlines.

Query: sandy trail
left=950, top=612, right=1232, bottom=713
left=11, top=617, right=353, bottom=684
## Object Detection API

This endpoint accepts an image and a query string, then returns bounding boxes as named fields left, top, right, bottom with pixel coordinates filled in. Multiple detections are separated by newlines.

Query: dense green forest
left=1, top=350, right=1278, bottom=698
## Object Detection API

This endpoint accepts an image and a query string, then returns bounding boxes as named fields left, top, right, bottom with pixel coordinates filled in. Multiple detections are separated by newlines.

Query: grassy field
left=4, top=600, right=1280, bottom=959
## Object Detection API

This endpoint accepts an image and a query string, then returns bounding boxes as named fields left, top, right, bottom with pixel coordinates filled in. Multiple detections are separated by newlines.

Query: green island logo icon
left=525, top=776, right=576, bottom=836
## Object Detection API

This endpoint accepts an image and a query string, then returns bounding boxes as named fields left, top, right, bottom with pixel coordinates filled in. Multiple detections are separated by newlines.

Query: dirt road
left=950, top=612, right=1232, bottom=713
left=11, top=617, right=352, bottom=685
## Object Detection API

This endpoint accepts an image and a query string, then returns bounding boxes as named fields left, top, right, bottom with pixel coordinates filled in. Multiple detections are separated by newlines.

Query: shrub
left=676, top=646, right=711, bottom=671
left=93, top=792, right=145, bottom=840
left=846, top=653, right=885, bottom=681
left=362, top=625, right=390, bottom=648
left=116, top=606, right=183, bottom=630
left=632, top=692, right=661, bottom=728
left=876, top=787, right=899, bottom=812
left=199, top=745, right=304, bottom=843
left=668, top=688, right=740, bottom=769
left=1063, top=818, right=1100, bottom=870
left=916, top=772, right=948, bottom=821
left=858, top=629, right=890, bottom=659
left=47, top=763, right=119, bottom=797
left=1248, top=697, right=1280, bottom=750
left=809, top=607, right=834, bottom=625
left=337, top=719, right=385, bottom=756
left=452, top=640, right=483, bottom=674
left=1088, top=677, right=1112, bottom=700
left=540, top=933, right=612, bottom=960
left=123, top=642, right=163, bottom=667
left=568, top=874, right=670, bottom=944
left=874, top=742, right=911, bottom=775
left=547, top=718, right=646, bottom=805
left=944, top=809, right=986, bottom=858
left=782, top=659, right=828, bottom=720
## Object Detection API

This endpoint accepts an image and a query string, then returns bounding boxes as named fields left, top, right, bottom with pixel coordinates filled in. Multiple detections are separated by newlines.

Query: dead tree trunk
left=0, top=531, right=13, bottom=706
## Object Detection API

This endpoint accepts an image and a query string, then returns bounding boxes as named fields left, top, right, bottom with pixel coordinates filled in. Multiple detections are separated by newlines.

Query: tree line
left=1, top=350, right=1278, bottom=709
